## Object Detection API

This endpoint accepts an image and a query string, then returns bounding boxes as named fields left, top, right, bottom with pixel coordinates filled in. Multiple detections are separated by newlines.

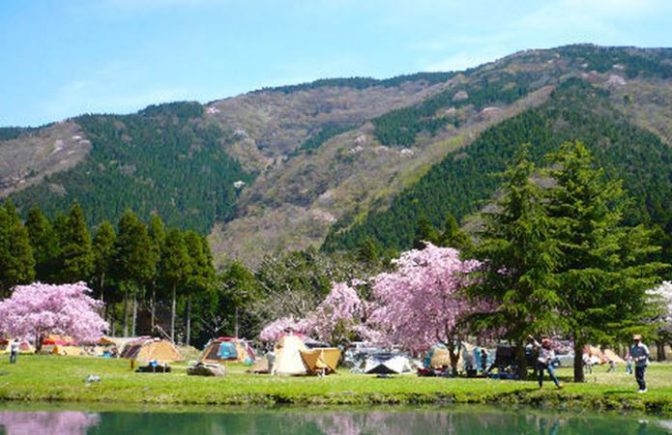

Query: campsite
left=1, top=352, right=672, bottom=413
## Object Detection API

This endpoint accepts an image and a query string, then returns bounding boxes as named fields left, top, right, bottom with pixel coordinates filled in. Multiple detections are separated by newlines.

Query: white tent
left=272, top=335, right=309, bottom=375
left=364, top=353, right=412, bottom=374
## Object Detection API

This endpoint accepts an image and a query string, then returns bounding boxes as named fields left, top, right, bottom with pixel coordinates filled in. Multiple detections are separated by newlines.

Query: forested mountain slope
left=1, top=75, right=451, bottom=233
left=322, top=78, right=672, bottom=253
left=2, top=44, right=672, bottom=267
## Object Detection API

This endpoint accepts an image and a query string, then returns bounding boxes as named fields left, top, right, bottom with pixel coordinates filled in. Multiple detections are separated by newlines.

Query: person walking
left=9, top=339, right=20, bottom=364
left=529, top=336, right=562, bottom=389
left=630, top=334, right=650, bottom=393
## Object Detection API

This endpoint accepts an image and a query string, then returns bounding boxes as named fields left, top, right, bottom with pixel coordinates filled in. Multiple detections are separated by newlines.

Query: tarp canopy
left=300, top=348, right=341, bottom=374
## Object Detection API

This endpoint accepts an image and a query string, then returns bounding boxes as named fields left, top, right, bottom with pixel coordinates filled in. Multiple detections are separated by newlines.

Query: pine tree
left=59, top=203, right=94, bottom=283
left=182, top=231, right=215, bottom=345
left=114, top=210, right=153, bottom=337
left=439, top=213, right=474, bottom=255
left=25, top=207, right=60, bottom=283
left=92, top=220, right=116, bottom=303
left=147, top=214, right=166, bottom=330
left=469, top=145, right=561, bottom=379
left=413, top=214, right=440, bottom=249
left=0, top=200, right=35, bottom=296
left=218, top=261, right=260, bottom=338
left=356, top=236, right=381, bottom=265
left=546, top=141, right=666, bottom=382
left=160, top=228, right=191, bottom=342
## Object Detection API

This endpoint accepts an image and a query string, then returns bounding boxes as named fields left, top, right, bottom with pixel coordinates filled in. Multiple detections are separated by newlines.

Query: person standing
left=529, top=336, right=563, bottom=389
left=9, top=339, right=20, bottom=364
left=630, top=334, right=650, bottom=393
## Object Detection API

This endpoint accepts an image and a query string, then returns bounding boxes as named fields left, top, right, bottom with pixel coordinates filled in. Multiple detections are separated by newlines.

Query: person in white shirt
left=529, top=335, right=562, bottom=389
left=630, top=334, right=650, bottom=393
left=9, top=339, right=20, bottom=364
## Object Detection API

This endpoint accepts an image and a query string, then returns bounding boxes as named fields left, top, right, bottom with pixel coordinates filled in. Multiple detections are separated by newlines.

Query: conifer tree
left=59, top=203, right=94, bottom=283
left=0, top=200, right=35, bottom=296
left=25, top=207, right=60, bottom=283
left=413, top=214, right=440, bottom=249
left=439, top=213, right=474, bottom=255
left=114, top=209, right=153, bottom=336
left=92, top=220, right=117, bottom=303
left=546, top=141, right=666, bottom=382
left=147, top=215, right=166, bottom=330
left=469, top=145, right=560, bottom=379
left=160, top=228, right=191, bottom=342
left=183, top=231, right=215, bottom=345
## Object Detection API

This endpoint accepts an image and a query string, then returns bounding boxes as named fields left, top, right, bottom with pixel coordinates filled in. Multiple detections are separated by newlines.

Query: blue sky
left=2, top=0, right=671, bottom=127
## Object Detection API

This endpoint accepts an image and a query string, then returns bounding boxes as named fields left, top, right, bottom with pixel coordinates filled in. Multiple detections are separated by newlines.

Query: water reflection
left=0, top=408, right=670, bottom=434
left=0, top=411, right=99, bottom=435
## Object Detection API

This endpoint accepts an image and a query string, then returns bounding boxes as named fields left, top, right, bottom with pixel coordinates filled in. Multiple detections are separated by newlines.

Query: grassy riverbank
left=1, top=355, right=671, bottom=415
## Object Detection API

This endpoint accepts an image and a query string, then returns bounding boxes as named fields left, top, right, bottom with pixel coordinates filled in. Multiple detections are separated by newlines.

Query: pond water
left=0, top=405, right=670, bottom=434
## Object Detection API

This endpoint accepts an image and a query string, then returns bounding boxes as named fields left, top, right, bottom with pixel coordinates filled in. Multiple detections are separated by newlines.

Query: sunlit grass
left=0, top=355, right=670, bottom=414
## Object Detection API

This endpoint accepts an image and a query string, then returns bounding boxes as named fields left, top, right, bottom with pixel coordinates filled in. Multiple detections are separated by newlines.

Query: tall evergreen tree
left=59, top=203, right=94, bottom=283
left=413, top=214, right=440, bottom=249
left=25, top=207, right=60, bottom=283
left=147, top=214, right=166, bottom=330
left=439, top=213, right=474, bottom=255
left=218, top=261, right=260, bottom=338
left=356, top=236, right=381, bottom=266
left=182, top=231, right=215, bottom=345
left=546, top=141, right=666, bottom=382
left=469, top=145, right=561, bottom=379
left=0, top=200, right=35, bottom=296
left=160, top=228, right=191, bottom=342
left=92, top=220, right=117, bottom=303
left=114, top=209, right=153, bottom=336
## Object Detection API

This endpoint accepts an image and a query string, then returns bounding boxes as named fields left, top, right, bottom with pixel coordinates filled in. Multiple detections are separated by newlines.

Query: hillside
left=1, top=75, right=451, bottom=233
left=2, top=44, right=672, bottom=267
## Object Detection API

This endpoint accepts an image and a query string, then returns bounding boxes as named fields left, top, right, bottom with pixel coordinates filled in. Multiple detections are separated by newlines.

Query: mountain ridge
left=2, top=44, right=672, bottom=268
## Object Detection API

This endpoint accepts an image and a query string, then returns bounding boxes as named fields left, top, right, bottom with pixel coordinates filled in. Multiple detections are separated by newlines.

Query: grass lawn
left=0, top=355, right=671, bottom=415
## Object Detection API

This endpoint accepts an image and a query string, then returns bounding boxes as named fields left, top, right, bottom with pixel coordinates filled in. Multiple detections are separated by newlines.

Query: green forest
left=323, top=79, right=672, bottom=258
left=9, top=102, right=254, bottom=233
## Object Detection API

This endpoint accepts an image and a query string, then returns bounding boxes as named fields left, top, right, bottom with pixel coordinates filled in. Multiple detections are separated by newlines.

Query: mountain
left=2, top=44, right=672, bottom=267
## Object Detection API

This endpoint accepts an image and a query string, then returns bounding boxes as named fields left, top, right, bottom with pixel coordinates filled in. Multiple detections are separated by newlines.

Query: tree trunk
left=235, top=307, right=239, bottom=339
left=99, top=272, right=105, bottom=303
left=448, top=340, right=460, bottom=377
left=515, top=341, right=527, bottom=380
left=171, top=283, right=177, bottom=343
left=574, top=335, right=585, bottom=383
left=131, top=292, right=138, bottom=337
left=185, top=296, right=191, bottom=346
left=122, top=287, right=129, bottom=337
left=150, top=285, right=156, bottom=331
left=657, top=341, right=666, bottom=361
left=35, top=332, right=42, bottom=353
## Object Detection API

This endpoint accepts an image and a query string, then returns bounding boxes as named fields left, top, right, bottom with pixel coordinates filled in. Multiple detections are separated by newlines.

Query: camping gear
left=187, top=362, right=226, bottom=377
left=364, top=352, right=412, bottom=374
left=200, top=337, right=256, bottom=364
left=120, top=338, right=183, bottom=364
left=248, top=356, right=271, bottom=374
left=136, top=361, right=172, bottom=373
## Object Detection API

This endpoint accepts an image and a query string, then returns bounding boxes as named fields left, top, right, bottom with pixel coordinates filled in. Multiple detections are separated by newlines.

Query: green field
left=0, top=355, right=671, bottom=415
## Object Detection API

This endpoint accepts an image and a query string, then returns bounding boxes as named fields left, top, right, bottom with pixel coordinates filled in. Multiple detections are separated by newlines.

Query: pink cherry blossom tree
left=368, top=243, right=489, bottom=374
left=0, top=282, right=108, bottom=351
left=258, top=316, right=310, bottom=342
left=305, top=281, right=367, bottom=346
